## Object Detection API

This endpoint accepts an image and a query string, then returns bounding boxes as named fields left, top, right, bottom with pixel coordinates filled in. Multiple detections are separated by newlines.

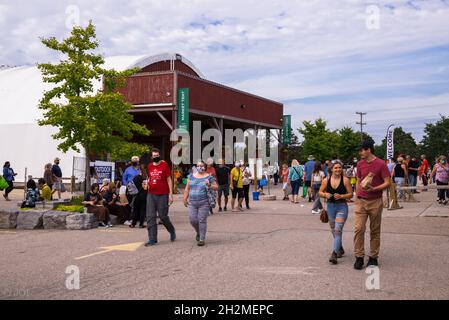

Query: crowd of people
left=2, top=140, right=449, bottom=269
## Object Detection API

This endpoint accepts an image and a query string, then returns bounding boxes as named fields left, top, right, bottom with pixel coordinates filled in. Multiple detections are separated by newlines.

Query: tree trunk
left=84, top=146, right=91, bottom=193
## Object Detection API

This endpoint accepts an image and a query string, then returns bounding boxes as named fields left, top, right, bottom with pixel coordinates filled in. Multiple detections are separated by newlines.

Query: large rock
left=66, top=213, right=98, bottom=230
left=0, top=209, right=19, bottom=229
left=43, top=211, right=72, bottom=229
left=16, top=211, right=44, bottom=230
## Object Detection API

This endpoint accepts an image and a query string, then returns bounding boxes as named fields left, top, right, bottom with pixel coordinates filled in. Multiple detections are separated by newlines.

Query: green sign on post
left=282, top=115, right=292, bottom=144
left=177, top=88, right=189, bottom=131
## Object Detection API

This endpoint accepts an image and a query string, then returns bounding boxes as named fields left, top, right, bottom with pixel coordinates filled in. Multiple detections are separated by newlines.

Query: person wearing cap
left=304, top=155, right=316, bottom=202
left=353, top=140, right=391, bottom=270
left=51, top=157, right=63, bottom=200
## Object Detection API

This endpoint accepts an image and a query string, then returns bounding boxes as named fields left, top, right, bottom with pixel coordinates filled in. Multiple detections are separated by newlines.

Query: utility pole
left=356, top=112, right=367, bottom=141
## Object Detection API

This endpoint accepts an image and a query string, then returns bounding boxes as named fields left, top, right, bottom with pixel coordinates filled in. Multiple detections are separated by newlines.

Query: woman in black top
left=130, top=174, right=147, bottom=228
left=82, top=183, right=111, bottom=227
left=392, top=156, right=408, bottom=199
left=319, top=160, right=353, bottom=264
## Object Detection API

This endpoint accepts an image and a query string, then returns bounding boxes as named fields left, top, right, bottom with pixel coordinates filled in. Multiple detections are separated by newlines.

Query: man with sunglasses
left=353, top=140, right=391, bottom=270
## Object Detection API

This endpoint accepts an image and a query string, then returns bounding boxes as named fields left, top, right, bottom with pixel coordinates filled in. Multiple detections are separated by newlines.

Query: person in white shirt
left=311, top=162, right=325, bottom=214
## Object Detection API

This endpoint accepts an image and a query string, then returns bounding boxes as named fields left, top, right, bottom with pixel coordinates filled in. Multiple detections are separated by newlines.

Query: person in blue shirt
left=122, top=156, right=142, bottom=186
left=304, top=155, right=316, bottom=202
left=2, top=161, right=17, bottom=201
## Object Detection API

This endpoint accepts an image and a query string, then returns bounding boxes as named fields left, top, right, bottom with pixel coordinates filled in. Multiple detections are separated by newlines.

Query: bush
left=70, top=196, right=84, bottom=206
left=55, top=205, right=84, bottom=213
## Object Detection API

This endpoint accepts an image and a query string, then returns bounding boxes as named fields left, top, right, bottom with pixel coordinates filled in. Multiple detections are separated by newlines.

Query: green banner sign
left=282, top=115, right=291, bottom=144
left=177, top=88, right=189, bottom=131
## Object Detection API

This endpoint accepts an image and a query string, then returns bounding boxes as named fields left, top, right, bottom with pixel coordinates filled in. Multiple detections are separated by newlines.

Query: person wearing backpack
left=288, top=159, right=303, bottom=204
left=2, top=161, right=17, bottom=201
left=183, top=160, right=218, bottom=246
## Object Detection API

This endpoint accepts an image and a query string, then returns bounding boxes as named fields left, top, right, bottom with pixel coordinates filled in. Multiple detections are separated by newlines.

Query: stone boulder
left=0, top=209, right=19, bottom=229
left=66, top=213, right=98, bottom=230
left=43, top=211, right=72, bottom=229
left=16, top=211, right=44, bottom=230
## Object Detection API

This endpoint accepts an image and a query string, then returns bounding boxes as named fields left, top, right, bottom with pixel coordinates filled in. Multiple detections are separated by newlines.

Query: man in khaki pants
left=354, top=140, right=391, bottom=270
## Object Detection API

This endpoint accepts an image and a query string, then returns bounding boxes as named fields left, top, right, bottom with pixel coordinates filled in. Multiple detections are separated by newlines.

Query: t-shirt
left=40, top=184, right=52, bottom=201
left=281, top=168, right=289, bottom=182
left=230, top=167, right=243, bottom=189
left=122, top=166, right=141, bottom=185
left=216, top=166, right=231, bottom=186
left=408, top=160, right=420, bottom=177
left=188, top=174, right=215, bottom=202
left=147, top=161, right=171, bottom=195
left=304, top=160, right=315, bottom=181
left=420, top=159, right=429, bottom=175
left=206, top=166, right=217, bottom=179
left=52, top=164, right=62, bottom=178
left=288, top=165, right=303, bottom=182
left=312, top=171, right=325, bottom=184
left=356, top=157, right=391, bottom=199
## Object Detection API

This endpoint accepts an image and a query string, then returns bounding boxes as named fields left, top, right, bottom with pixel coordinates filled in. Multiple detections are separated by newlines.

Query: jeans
left=327, top=202, right=348, bottom=253
left=311, top=183, right=322, bottom=211
left=146, top=193, right=175, bottom=242
left=394, top=177, right=406, bottom=199
left=436, top=180, right=449, bottom=201
left=409, top=174, right=417, bottom=188
left=291, top=179, right=301, bottom=195
left=188, top=200, right=210, bottom=241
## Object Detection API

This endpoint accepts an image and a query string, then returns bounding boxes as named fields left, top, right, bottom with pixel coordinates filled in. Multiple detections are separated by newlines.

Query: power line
left=356, top=112, right=367, bottom=141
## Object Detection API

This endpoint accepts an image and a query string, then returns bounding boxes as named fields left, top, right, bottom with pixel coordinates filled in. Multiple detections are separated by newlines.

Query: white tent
left=0, top=53, right=201, bottom=183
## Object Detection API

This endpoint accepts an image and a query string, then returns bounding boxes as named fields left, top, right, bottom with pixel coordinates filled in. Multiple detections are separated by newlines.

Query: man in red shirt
left=420, top=154, right=429, bottom=190
left=145, top=148, right=176, bottom=246
left=354, top=140, right=391, bottom=270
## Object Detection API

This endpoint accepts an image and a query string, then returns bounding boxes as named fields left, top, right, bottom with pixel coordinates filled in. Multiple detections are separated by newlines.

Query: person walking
left=216, top=159, right=230, bottom=212
left=304, top=155, right=316, bottom=202
left=311, top=162, right=325, bottom=214
left=430, top=155, right=449, bottom=205
left=392, top=156, right=408, bottom=200
left=419, top=154, right=430, bottom=191
left=51, top=158, right=63, bottom=200
left=408, top=156, right=420, bottom=193
left=145, top=148, right=176, bottom=246
left=281, top=164, right=290, bottom=200
left=319, top=160, right=353, bottom=264
left=122, top=156, right=142, bottom=186
left=353, top=140, right=391, bottom=270
left=2, top=162, right=17, bottom=201
left=183, top=160, right=218, bottom=246
left=130, top=174, right=147, bottom=228
left=288, top=159, right=303, bottom=204
left=230, top=162, right=244, bottom=212
left=242, top=162, right=252, bottom=210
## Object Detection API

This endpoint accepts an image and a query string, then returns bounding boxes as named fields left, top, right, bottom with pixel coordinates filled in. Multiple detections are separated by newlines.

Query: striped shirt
left=188, top=174, right=215, bottom=202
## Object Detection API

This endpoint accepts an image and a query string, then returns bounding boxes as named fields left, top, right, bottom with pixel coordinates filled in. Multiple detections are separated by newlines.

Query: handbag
left=320, top=201, right=329, bottom=223
left=0, top=176, right=8, bottom=190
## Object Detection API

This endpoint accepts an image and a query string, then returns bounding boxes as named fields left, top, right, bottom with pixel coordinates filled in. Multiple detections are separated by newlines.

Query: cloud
left=1, top=0, right=449, bottom=144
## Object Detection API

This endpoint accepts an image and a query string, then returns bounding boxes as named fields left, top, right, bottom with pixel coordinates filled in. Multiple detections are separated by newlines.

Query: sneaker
left=129, top=224, right=135, bottom=228
left=238, top=207, right=244, bottom=212
left=196, top=234, right=200, bottom=242
left=124, top=220, right=132, bottom=226
left=224, top=207, right=227, bottom=211
left=170, top=231, right=176, bottom=242
left=98, top=222, right=107, bottom=228
left=107, top=223, right=113, bottom=228
left=197, top=240, right=205, bottom=246
left=354, top=257, right=365, bottom=270
left=144, top=240, right=157, bottom=247
left=367, top=257, right=378, bottom=267
left=444, top=200, right=448, bottom=205
left=329, top=251, right=338, bottom=265
left=218, top=207, right=222, bottom=212
left=311, top=210, right=320, bottom=214
left=337, top=246, right=345, bottom=258
left=139, top=225, right=146, bottom=229
left=246, top=206, right=250, bottom=210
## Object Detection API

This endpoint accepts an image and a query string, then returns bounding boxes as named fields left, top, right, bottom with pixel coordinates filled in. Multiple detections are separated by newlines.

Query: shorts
left=231, top=187, right=244, bottom=199
left=218, top=184, right=230, bottom=197
left=305, top=180, right=311, bottom=188
left=53, top=178, right=62, bottom=191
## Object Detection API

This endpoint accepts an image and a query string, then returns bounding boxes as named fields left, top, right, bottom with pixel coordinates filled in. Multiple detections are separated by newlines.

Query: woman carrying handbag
left=318, top=160, right=353, bottom=265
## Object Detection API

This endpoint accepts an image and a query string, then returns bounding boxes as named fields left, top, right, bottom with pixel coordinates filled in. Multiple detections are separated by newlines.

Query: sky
left=1, top=0, right=449, bottom=144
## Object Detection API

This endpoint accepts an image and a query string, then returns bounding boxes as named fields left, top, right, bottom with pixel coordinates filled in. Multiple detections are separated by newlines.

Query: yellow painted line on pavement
left=98, top=229, right=133, bottom=233
left=75, top=242, right=143, bottom=260
left=0, top=230, right=17, bottom=234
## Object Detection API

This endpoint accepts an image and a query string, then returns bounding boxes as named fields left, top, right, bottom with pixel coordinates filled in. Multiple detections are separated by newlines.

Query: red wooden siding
left=117, top=73, right=174, bottom=105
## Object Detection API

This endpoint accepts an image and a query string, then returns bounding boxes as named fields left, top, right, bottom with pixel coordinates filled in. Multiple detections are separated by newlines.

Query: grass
left=55, top=205, right=84, bottom=213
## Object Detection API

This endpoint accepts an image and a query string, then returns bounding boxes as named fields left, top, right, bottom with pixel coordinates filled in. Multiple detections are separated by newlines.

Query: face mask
left=197, top=167, right=205, bottom=173
left=132, top=162, right=139, bottom=167
left=152, top=157, right=161, bottom=163
left=442, top=160, right=447, bottom=164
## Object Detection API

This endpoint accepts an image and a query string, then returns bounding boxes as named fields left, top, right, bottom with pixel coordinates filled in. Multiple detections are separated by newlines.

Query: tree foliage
left=38, top=22, right=150, bottom=161
left=375, top=127, right=418, bottom=160
left=421, top=115, right=449, bottom=162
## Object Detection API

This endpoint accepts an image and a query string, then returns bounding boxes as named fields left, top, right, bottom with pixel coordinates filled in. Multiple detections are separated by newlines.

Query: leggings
left=4, top=180, right=13, bottom=197
left=188, top=200, right=210, bottom=241
left=326, top=202, right=348, bottom=253
left=243, top=184, right=250, bottom=207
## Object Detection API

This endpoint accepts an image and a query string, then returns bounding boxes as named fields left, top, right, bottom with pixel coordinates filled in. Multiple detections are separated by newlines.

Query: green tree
left=338, top=127, right=360, bottom=162
left=375, top=127, right=418, bottom=160
left=421, top=116, right=449, bottom=162
left=38, top=22, right=150, bottom=185
left=298, top=118, right=340, bottom=162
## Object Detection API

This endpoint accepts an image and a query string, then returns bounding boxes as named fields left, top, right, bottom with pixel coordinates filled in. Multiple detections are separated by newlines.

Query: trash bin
left=253, top=191, right=260, bottom=201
